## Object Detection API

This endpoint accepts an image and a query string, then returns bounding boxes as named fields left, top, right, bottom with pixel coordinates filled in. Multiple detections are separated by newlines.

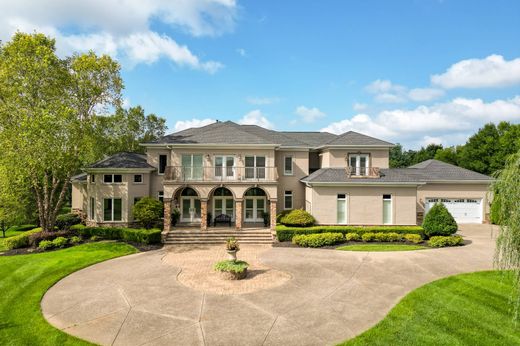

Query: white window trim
left=348, top=154, right=369, bottom=176
left=133, top=174, right=144, bottom=184
left=103, top=198, right=122, bottom=222
left=284, top=155, right=294, bottom=176
left=90, top=174, right=96, bottom=184
left=337, top=193, right=348, bottom=224
left=158, top=154, right=168, bottom=175
left=214, top=155, right=236, bottom=178
left=383, top=194, right=393, bottom=225
left=284, top=191, right=293, bottom=210
left=103, top=174, right=123, bottom=185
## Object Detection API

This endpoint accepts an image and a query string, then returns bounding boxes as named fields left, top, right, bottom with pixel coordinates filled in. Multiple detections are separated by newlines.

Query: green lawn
left=340, top=271, right=520, bottom=345
left=336, top=243, right=426, bottom=251
left=0, top=229, right=25, bottom=252
left=0, top=242, right=137, bottom=345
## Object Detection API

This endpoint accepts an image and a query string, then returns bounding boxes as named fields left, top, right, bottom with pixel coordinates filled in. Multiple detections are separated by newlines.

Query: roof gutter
left=302, top=181, right=425, bottom=187
left=315, top=144, right=394, bottom=150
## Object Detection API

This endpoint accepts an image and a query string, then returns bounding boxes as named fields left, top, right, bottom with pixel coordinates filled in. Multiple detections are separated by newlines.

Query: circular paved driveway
left=42, top=225, right=497, bottom=346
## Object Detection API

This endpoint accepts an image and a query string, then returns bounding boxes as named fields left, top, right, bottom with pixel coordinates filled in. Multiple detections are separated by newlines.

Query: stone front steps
left=164, top=228, right=274, bottom=245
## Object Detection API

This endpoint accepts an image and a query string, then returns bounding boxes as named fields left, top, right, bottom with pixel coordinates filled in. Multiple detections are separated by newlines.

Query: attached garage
left=425, top=198, right=483, bottom=224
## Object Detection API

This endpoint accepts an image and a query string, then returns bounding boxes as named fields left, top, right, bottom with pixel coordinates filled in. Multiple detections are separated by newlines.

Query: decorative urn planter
left=227, top=249, right=238, bottom=261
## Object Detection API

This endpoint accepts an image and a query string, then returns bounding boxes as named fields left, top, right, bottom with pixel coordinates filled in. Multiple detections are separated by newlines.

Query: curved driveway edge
left=42, top=225, right=496, bottom=346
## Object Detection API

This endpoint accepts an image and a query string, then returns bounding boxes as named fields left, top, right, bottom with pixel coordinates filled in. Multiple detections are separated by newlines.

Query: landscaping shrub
left=276, top=225, right=424, bottom=242
left=276, top=209, right=292, bottom=223
left=214, top=260, right=249, bottom=274
left=362, top=232, right=376, bottom=242
left=71, top=225, right=161, bottom=244
left=55, top=213, right=82, bottom=230
left=4, top=228, right=42, bottom=250
left=374, top=232, right=403, bottom=242
left=422, top=203, right=458, bottom=237
left=133, top=197, right=164, bottom=229
left=38, top=240, right=54, bottom=251
left=428, top=235, right=464, bottom=247
left=52, top=237, right=68, bottom=248
left=292, top=232, right=344, bottom=247
left=345, top=232, right=360, bottom=241
left=28, top=230, right=70, bottom=247
left=7, top=224, right=37, bottom=232
left=404, top=233, right=423, bottom=244
left=280, top=209, right=316, bottom=227
left=90, top=235, right=102, bottom=241
left=69, top=236, right=82, bottom=245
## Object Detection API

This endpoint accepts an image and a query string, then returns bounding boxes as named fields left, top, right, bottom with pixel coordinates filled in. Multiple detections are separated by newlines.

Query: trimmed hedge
left=404, top=233, right=423, bottom=244
left=70, top=225, right=161, bottom=244
left=279, top=209, right=316, bottom=227
left=28, top=230, right=71, bottom=247
left=4, top=228, right=42, bottom=249
left=7, top=224, right=38, bottom=232
left=428, top=235, right=464, bottom=247
left=55, top=213, right=82, bottom=231
left=292, top=232, right=344, bottom=247
left=276, top=225, right=424, bottom=242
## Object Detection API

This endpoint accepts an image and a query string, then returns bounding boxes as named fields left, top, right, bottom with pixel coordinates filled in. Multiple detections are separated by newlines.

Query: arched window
left=213, top=187, right=233, bottom=197
left=181, top=187, right=198, bottom=196
left=244, top=187, right=266, bottom=197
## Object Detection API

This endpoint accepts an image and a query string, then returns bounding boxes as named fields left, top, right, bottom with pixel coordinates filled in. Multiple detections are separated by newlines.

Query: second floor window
left=349, top=154, right=369, bottom=176
left=284, top=156, right=293, bottom=175
left=181, top=154, right=203, bottom=180
left=90, top=174, right=96, bottom=183
left=104, top=174, right=122, bottom=183
left=159, top=155, right=167, bottom=174
left=214, top=155, right=234, bottom=178
left=245, top=156, right=266, bottom=179
left=133, top=174, right=143, bottom=183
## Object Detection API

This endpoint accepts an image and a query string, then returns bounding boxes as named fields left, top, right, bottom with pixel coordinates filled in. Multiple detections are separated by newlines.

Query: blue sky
left=1, top=0, right=520, bottom=148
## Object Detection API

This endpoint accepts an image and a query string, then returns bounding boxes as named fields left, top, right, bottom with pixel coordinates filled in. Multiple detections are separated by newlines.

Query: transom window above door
left=214, top=155, right=235, bottom=179
left=348, top=154, right=369, bottom=176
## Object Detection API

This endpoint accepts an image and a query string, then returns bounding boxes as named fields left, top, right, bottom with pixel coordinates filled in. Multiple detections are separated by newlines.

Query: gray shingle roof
left=302, top=159, right=492, bottom=184
left=71, top=172, right=87, bottom=182
left=87, top=152, right=155, bottom=169
left=146, top=121, right=392, bottom=148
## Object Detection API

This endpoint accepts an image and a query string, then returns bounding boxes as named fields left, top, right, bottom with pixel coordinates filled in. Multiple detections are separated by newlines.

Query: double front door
left=181, top=196, right=201, bottom=222
left=213, top=197, right=234, bottom=220
left=244, top=197, right=266, bottom=222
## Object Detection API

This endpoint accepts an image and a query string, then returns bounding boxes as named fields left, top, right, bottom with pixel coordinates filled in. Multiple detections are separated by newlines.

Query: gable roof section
left=280, top=131, right=338, bottom=147
left=320, top=131, right=394, bottom=147
left=407, top=159, right=491, bottom=181
left=87, top=152, right=155, bottom=170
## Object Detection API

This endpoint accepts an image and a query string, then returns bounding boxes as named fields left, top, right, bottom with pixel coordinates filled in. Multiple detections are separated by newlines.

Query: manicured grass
left=339, top=271, right=520, bottom=345
left=336, top=244, right=426, bottom=252
left=0, top=242, right=138, bottom=345
left=0, top=229, right=25, bottom=252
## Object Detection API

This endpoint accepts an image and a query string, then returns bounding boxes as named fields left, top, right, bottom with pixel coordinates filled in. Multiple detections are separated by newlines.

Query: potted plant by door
left=262, top=211, right=270, bottom=227
left=226, top=237, right=239, bottom=260
left=171, top=208, right=181, bottom=227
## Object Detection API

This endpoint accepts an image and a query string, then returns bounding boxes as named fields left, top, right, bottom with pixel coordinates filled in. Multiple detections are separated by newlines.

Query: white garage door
left=425, top=198, right=482, bottom=224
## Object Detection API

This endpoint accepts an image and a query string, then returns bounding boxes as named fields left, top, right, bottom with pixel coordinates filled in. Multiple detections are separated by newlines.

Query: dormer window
left=348, top=154, right=369, bottom=176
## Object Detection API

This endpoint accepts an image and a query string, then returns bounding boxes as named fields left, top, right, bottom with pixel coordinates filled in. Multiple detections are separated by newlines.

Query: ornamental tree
left=132, top=197, right=164, bottom=229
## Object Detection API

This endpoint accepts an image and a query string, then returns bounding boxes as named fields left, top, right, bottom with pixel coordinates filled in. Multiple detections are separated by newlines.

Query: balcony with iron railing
left=346, top=166, right=381, bottom=178
left=164, top=166, right=278, bottom=182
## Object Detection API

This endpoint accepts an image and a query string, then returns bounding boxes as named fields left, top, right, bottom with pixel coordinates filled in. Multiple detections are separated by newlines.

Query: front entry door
left=213, top=197, right=235, bottom=220
left=181, top=197, right=201, bottom=222
left=244, top=197, right=266, bottom=222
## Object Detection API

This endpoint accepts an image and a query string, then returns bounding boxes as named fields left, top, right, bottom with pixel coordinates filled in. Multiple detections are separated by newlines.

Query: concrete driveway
left=42, top=225, right=497, bottom=346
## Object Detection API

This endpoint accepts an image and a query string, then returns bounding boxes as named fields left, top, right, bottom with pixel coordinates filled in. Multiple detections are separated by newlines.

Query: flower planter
left=219, top=268, right=248, bottom=280
left=227, top=249, right=238, bottom=261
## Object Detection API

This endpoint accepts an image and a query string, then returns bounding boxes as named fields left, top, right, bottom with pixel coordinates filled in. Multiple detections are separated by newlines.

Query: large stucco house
left=71, top=121, right=492, bottom=235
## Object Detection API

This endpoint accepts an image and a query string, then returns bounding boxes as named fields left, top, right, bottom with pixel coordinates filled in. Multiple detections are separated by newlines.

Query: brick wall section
left=270, top=200, right=277, bottom=231
left=163, top=198, right=172, bottom=235
left=235, top=200, right=243, bottom=230
left=201, top=199, right=208, bottom=231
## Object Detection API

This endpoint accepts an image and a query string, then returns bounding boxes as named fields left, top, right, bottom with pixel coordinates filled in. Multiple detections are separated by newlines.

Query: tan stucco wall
left=275, top=150, right=308, bottom=211
left=319, top=149, right=390, bottom=168
left=71, top=183, right=88, bottom=211
left=417, top=183, right=491, bottom=221
left=306, top=185, right=417, bottom=225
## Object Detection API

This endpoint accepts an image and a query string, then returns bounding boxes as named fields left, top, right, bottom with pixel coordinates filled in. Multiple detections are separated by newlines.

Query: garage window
left=383, top=194, right=392, bottom=225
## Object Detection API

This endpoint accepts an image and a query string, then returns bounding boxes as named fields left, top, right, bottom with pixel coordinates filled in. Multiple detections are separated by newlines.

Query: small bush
left=38, top=240, right=54, bottom=250
left=28, top=230, right=70, bottom=247
left=7, top=224, right=37, bottom=232
left=71, top=225, right=161, bottom=244
left=280, top=209, right=316, bottom=227
left=120, top=228, right=161, bottom=244
left=90, top=235, right=102, bottom=241
left=69, top=236, right=82, bottom=245
left=133, top=197, right=164, bottom=229
left=292, top=232, right=344, bottom=247
left=404, top=234, right=423, bottom=244
left=374, top=232, right=403, bottom=242
left=345, top=233, right=360, bottom=241
left=55, top=213, right=82, bottom=230
left=276, top=225, right=424, bottom=242
left=428, top=235, right=464, bottom=247
left=362, top=232, right=376, bottom=242
left=214, top=260, right=249, bottom=273
left=276, top=209, right=292, bottom=223
left=422, top=203, right=458, bottom=237
left=52, top=237, right=68, bottom=248
left=4, top=228, right=42, bottom=250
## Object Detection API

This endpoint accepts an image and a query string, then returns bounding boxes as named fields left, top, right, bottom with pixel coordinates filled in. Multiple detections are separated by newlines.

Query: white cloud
left=353, top=103, right=368, bottom=111
left=321, top=95, right=520, bottom=147
left=238, top=110, right=274, bottom=129
left=236, top=48, right=246, bottom=57
left=174, top=118, right=215, bottom=132
left=421, top=136, right=443, bottom=146
left=432, top=54, right=520, bottom=89
left=246, top=97, right=280, bottom=105
left=366, top=79, right=443, bottom=103
left=294, top=106, right=326, bottom=123
left=0, top=1, right=234, bottom=71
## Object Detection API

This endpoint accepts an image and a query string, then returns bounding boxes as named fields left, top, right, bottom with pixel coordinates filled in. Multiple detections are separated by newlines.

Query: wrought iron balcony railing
left=164, top=166, right=278, bottom=182
left=346, top=166, right=381, bottom=178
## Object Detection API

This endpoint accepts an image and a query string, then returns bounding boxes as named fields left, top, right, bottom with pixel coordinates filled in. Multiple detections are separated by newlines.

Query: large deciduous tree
left=493, top=150, right=520, bottom=319
left=0, top=33, right=122, bottom=232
